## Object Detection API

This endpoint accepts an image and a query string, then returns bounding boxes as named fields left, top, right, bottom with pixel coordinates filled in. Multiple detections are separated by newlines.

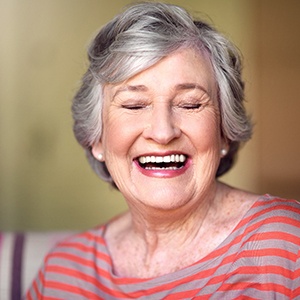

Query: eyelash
left=122, top=104, right=202, bottom=111
left=121, top=104, right=146, bottom=110
left=120, top=99, right=206, bottom=111
left=180, top=103, right=202, bottom=110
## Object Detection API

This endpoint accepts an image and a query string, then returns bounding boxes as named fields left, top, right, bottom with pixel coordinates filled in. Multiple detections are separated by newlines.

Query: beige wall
left=0, top=0, right=298, bottom=231
left=257, top=0, right=300, bottom=199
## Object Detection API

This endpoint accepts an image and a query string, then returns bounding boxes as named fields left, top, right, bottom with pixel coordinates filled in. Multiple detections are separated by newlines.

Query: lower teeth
left=145, top=166, right=179, bottom=170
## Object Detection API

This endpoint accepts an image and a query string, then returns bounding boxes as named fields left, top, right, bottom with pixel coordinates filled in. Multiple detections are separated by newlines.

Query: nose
left=143, top=103, right=181, bottom=144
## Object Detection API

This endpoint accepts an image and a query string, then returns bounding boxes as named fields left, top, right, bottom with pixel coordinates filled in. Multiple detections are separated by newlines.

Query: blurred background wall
left=0, top=0, right=299, bottom=231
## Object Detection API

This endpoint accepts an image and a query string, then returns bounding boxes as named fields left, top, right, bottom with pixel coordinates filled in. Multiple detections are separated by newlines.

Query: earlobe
left=220, top=148, right=228, bottom=157
left=91, top=142, right=104, bottom=162
left=220, top=139, right=229, bottom=158
left=97, top=153, right=104, bottom=161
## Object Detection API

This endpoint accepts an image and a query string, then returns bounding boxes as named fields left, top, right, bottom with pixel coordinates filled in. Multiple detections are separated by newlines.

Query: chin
left=134, top=188, right=194, bottom=211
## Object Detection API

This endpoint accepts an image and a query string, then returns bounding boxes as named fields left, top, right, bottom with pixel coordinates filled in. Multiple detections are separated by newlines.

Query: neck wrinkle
left=127, top=183, right=220, bottom=256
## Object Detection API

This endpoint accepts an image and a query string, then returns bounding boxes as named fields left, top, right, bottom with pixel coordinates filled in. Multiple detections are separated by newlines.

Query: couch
left=0, top=231, right=74, bottom=300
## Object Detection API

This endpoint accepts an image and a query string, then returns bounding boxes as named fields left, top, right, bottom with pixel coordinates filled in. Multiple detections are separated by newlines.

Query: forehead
left=106, top=47, right=217, bottom=97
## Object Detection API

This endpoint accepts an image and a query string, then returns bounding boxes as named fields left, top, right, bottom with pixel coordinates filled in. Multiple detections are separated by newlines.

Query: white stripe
left=0, top=233, right=14, bottom=300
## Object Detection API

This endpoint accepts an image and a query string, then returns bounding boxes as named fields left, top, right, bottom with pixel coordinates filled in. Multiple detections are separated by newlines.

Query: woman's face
left=93, top=48, right=227, bottom=210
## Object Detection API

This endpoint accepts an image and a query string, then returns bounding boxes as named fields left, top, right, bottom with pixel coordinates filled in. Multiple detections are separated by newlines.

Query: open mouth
left=137, top=154, right=187, bottom=170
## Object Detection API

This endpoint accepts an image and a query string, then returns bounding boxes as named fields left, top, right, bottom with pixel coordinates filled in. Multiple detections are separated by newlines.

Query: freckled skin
left=92, top=48, right=259, bottom=278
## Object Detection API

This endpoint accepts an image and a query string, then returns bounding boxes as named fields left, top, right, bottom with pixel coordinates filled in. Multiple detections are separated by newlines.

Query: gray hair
left=72, top=2, right=252, bottom=187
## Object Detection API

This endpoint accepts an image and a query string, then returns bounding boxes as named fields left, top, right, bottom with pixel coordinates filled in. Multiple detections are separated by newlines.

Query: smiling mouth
left=137, top=154, right=187, bottom=170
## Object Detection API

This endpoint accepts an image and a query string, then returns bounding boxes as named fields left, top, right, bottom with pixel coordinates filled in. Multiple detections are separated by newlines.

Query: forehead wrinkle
left=173, top=83, right=209, bottom=95
left=109, top=81, right=211, bottom=103
left=111, top=84, right=148, bottom=101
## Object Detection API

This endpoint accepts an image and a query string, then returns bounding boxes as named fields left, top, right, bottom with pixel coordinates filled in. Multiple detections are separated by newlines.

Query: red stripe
left=232, top=297, right=257, bottom=300
left=26, top=291, right=33, bottom=300
left=241, top=213, right=300, bottom=236
left=254, top=198, right=299, bottom=209
left=33, top=268, right=47, bottom=298
left=218, top=281, right=291, bottom=296
left=243, top=231, right=300, bottom=246
left=40, top=213, right=295, bottom=291
left=48, top=251, right=108, bottom=269
left=253, top=201, right=300, bottom=222
left=293, top=286, right=300, bottom=298
left=74, top=229, right=106, bottom=245
left=229, top=265, right=293, bottom=280
left=45, top=263, right=216, bottom=298
left=45, top=280, right=102, bottom=299
left=25, top=198, right=300, bottom=298
left=46, top=265, right=148, bottom=298
left=238, top=248, right=297, bottom=261
left=47, top=241, right=297, bottom=291
left=235, top=198, right=300, bottom=230
left=47, top=264, right=110, bottom=287
left=56, top=243, right=111, bottom=263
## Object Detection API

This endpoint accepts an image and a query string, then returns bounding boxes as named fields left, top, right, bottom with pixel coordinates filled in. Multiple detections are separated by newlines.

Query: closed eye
left=180, top=103, right=202, bottom=110
left=121, top=104, right=146, bottom=110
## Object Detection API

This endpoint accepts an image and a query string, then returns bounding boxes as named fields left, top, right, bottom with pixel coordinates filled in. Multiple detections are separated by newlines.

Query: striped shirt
left=26, top=195, right=300, bottom=299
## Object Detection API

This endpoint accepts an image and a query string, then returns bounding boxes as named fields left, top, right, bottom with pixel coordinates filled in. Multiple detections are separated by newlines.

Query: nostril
left=143, top=122, right=181, bottom=144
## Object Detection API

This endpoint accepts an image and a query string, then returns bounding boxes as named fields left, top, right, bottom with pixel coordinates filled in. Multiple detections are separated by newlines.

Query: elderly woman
left=27, top=2, right=300, bottom=299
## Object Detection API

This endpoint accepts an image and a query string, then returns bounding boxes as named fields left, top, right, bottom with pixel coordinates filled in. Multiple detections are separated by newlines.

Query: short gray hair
left=72, top=2, right=252, bottom=187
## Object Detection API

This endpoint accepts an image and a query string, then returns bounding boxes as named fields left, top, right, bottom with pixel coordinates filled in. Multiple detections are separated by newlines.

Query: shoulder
left=240, top=195, right=300, bottom=247
left=56, top=225, right=106, bottom=248
left=26, top=226, right=113, bottom=297
left=43, top=225, right=109, bottom=268
left=251, top=195, right=300, bottom=221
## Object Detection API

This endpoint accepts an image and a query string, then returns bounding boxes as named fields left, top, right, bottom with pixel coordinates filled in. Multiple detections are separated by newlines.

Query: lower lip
left=134, top=159, right=191, bottom=178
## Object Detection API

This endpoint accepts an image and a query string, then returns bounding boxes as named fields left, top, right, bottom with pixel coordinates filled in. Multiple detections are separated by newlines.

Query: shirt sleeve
left=24, top=266, right=45, bottom=299
left=292, top=249, right=300, bottom=299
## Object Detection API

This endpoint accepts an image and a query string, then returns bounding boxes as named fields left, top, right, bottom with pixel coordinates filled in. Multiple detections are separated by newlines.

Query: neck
left=127, top=182, right=222, bottom=253
left=105, top=182, right=246, bottom=278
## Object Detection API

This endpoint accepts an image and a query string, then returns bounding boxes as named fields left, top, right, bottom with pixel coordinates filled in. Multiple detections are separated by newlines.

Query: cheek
left=101, top=111, right=141, bottom=156
left=184, top=110, right=222, bottom=149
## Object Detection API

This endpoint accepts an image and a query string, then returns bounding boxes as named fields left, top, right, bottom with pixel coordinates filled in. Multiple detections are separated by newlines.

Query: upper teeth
left=138, top=154, right=186, bottom=164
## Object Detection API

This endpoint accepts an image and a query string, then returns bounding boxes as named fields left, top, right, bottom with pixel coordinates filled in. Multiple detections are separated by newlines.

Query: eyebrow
left=112, top=83, right=208, bottom=100
left=175, top=83, right=208, bottom=93
left=113, top=85, right=147, bottom=98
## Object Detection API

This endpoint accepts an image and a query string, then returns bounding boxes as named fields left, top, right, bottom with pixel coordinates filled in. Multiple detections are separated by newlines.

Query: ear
left=91, top=141, right=104, bottom=162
